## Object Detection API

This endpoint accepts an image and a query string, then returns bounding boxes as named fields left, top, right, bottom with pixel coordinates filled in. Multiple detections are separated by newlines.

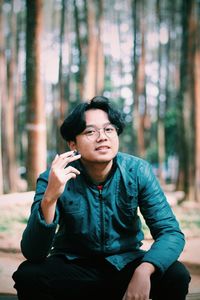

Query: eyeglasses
left=82, top=124, right=118, bottom=141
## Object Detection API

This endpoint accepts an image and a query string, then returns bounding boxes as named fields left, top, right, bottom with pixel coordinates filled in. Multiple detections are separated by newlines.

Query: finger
left=68, top=153, right=81, bottom=163
left=65, top=172, right=78, bottom=181
left=52, top=154, right=59, bottom=162
left=64, top=167, right=81, bottom=181
left=65, top=166, right=80, bottom=175
left=59, top=151, right=75, bottom=159
left=52, top=151, right=75, bottom=168
left=58, top=153, right=81, bottom=168
left=51, top=153, right=66, bottom=167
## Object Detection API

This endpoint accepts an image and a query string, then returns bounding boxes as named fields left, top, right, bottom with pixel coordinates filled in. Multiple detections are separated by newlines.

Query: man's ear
left=67, top=141, right=76, bottom=151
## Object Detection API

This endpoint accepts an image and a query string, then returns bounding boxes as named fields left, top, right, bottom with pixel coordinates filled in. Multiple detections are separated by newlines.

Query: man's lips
left=95, top=146, right=110, bottom=151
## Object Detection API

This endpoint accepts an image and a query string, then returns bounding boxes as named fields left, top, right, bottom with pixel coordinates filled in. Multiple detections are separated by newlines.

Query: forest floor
left=0, top=190, right=200, bottom=296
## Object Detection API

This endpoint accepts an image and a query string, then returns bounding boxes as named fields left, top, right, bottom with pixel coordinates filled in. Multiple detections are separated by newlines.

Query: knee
left=167, top=261, right=191, bottom=292
left=173, top=262, right=191, bottom=283
left=12, top=260, right=41, bottom=288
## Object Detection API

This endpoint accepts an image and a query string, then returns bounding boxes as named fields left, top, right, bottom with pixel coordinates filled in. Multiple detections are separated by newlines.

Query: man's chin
left=81, top=155, right=113, bottom=164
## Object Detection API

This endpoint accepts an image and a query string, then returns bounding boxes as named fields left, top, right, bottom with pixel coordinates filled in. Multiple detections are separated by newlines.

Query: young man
left=13, top=96, right=190, bottom=300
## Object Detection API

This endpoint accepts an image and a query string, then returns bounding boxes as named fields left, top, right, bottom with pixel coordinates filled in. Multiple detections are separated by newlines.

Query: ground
left=0, top=191, right=200, bottom=296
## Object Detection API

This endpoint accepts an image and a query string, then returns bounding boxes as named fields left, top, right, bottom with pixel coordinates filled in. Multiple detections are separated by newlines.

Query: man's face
left=69, top=109, right=119, bottom=164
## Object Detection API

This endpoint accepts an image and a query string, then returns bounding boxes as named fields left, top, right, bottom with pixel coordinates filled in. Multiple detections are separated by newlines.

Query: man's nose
left=97, top=128, right=107, bottom=140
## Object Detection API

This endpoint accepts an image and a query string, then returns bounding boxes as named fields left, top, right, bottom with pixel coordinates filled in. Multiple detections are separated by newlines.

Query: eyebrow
left=85, top=122, right=111, bottom=128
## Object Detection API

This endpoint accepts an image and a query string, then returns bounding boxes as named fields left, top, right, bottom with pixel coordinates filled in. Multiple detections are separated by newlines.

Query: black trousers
left=12, top=255, right=191, bottom=300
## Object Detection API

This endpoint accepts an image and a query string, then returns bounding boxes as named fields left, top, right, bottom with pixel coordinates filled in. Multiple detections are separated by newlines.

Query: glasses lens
left=84, top=125, right=118, bottom=141
left=104, top=125, right=117, bottom=137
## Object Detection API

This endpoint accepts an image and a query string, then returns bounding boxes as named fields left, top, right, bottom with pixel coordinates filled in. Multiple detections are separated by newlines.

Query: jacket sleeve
left=21, top=171, right=60, bottom=262
left=137, top=160, right=185, bottom=275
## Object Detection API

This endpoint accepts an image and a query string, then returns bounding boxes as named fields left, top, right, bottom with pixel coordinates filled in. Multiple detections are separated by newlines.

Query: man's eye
left=105, top=127, right=114, bottom=132
left=85, top=129, right=95, bottom=135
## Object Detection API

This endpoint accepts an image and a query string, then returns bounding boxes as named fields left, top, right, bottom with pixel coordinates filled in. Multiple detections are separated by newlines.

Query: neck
left=81, top=159, right=113, bottom=184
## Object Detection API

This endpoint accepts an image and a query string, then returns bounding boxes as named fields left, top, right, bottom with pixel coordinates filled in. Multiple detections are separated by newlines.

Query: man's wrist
left=135, top=262, right=156, bottom=276
left=42, top=192, right=58, bottom=204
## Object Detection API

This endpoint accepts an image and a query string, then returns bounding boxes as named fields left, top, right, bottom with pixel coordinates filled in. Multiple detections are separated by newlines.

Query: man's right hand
left=41, top=150, right=81, bottom=224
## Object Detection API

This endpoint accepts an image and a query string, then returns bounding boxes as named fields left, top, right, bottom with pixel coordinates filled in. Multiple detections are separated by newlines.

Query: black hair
left=60, top=96, right=125, bottom=141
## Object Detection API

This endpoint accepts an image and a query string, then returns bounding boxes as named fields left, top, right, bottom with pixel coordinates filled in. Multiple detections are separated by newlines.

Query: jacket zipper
left=97, top=185, right=105, bottom=252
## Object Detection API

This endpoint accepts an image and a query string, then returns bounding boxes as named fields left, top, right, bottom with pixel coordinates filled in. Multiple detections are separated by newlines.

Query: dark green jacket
left=21, top=152, right=185, bottom=274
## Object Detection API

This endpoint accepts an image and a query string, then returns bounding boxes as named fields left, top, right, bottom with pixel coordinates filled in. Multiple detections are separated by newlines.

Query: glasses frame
left=82, top=123, right=119, bottom=141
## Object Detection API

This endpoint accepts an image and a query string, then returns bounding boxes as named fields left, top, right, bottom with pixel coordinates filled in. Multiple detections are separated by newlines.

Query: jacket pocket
left=59, top=194, right=84, bottom=214
left=116, top=181, right=138, bottom=217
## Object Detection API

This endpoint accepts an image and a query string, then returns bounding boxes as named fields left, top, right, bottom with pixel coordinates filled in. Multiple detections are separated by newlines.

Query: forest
left=0, top=0, right=200, bottom=202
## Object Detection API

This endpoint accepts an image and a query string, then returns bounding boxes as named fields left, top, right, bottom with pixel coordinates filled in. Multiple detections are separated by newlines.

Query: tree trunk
left=131, top=0, right=139, bottom=155
left=0, top=0, right=5, bottom=194
left=156, top=0, right=166, bottom=184
left=95, top=0, right=104, bottom=95
left=26, top=0, right=47, bottom=190
left=74, top=0, right=84, bottom=98
left=137, top=22, right=146, bottom=158
left=176, top=0, right=191, bottom=194
left=57, top=0, right=67, bottom=154
left=131, top=0, right=146, bottom=157
left=83, top=0, right=104, bottom=100
left=185, top=1, right=196, bottom=201
left=194, top=3, right=200, bottom=202
left=1, top=2, right=19, bottom=192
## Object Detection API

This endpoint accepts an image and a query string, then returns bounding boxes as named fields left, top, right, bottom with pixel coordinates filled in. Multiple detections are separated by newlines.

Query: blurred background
left=0, top=0, right=200, bottom=205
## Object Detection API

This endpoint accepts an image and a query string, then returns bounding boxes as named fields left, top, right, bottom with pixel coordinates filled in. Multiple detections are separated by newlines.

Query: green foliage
left=145, top=143, right=158, bottom=165
left=0, top=224, right=8, bottom=232
left=164, top=107, right=179, bottom=156
left=119, top=122, right=136, bottom=154
left=104, top=68, right=113, bottom=92
left=19, top=217, right=28, bottom=224
left=0, top=215, right=28, bottom=233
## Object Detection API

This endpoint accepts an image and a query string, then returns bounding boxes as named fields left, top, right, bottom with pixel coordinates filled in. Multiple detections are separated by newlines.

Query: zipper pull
left=97, top=185, right=103, bottom=198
